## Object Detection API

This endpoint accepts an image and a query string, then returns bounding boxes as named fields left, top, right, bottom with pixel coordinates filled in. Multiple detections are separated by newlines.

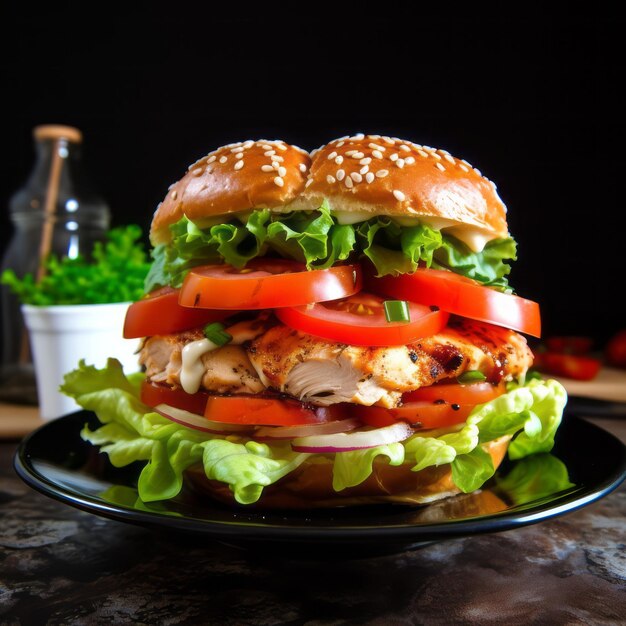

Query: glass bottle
left=0, top=125, right=110, bottom=403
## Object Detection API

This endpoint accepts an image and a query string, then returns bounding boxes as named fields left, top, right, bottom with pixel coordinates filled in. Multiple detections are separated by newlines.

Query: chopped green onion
left=383, top=300, right=410, bottom=323
left=203, top=322, right=232, bottom=346
left=457, top=370, right=487, bottom=383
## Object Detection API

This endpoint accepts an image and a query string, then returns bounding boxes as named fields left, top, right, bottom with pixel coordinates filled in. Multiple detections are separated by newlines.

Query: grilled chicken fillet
left=140, top=316, right=532, bottom=407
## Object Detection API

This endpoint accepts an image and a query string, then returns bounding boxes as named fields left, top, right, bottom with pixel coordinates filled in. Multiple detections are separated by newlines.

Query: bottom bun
left=185, top=435, right=511, bottom=509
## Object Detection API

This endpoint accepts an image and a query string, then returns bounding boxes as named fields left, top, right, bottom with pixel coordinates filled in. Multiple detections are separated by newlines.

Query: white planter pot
left=22, top=302, right=140, bottom=420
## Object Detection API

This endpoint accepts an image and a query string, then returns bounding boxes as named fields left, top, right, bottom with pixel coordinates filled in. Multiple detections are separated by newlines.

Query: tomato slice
left=179, top=259, right=362, bottom=310
left=275, top=293, right=449, bottom=346
left=403, top=381, right=506, bottom=405
left=124, top=287, right=234, bottom=338
left=204, top=395, right=348, bottom=426
left=353, top=401, right=474, bottom=429
left=141, top=380, right=209, bottom=415
left=365, top=267, right=541, bottom=338
left=533, top=352, right=601, bottom=381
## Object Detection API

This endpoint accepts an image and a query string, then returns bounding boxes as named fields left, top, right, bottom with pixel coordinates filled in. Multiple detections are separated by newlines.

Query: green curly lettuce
left=144, top=202, right=517, bottom=293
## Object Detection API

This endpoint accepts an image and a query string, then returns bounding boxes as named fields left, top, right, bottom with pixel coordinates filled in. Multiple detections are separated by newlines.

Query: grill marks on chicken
left=248, top=316, right=532, bottom=406
left=139, top=316, right=532, bottom=407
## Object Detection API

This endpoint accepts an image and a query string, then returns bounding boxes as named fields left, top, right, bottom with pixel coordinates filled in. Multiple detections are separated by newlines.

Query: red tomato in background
left=533, top=351, right=601, bottom=381
left=605, top=329, right=626, bottom=369
left=544, top=336, right=593, bottom=355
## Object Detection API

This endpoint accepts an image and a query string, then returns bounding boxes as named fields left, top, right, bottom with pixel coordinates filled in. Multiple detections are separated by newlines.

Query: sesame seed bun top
left=150, top=139, right=311, bottom=244
left=295, top=134, right=509, bottom=242
left=150, top=134, right=508, bottom=248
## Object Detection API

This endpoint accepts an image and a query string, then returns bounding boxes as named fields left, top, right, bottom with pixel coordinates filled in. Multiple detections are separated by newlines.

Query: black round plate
left=14, top=411, right=626, bottom=557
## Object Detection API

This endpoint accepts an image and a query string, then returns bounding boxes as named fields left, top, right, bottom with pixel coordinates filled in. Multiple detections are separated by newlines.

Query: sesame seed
left=383, top=137, right=396, bottom=145
left=393, top=189, right=405, bottom=201
left=207, top=155, right=217, bottom=163
left=234, top=160, right=244, bottom=170
left=327, top=174, right=336, bottom=184
left=192, top=167, right=203, bottom=176
left=396, top=159, right=405, bottom=169
left=274, top=176, right=285, bottom=187
left=351, top=151, right=365, bottom=159
left=359, top=157, right=372, bottom=165
left=305, top=178, right=314, bottom=187
left=459, top=163, right=469, bottom=172
left=276, top=143, right=288, bottom=151
left=443, top=154, right=455, bottom=164
left=235, top=153, right=244, bottom=159
left=336, top=141, right=345, bottom=147
left=219, top=156, right=227, bottom=164
left=278, top=166, right=287, bottom=177
left=261, top=165, right=274, bottom=172
left=354, top=133, right=365, bottom=139
left=272, top=161, right=280, bottom=169
left=389, top=153, right=399, bottom=161
left=369, top=142, right=386, bottom=151
left=418, top=150, right=428, bottom=158
left=372, top=150, right=384, bottom=159
left=272, top=155, right=284, bottom=162
left=261, top=144, right=273, bottom=150
left=171, top=190, right=177, bottom=200
left=335, top=155, right=344, bottom=164
left=399, top=144, right=411, bottom=152
left=328, top=151, right=338, bottom=160
left=345, top=176, right=354, bottom=189
left=299, top=163, right=307, bottom=173
left=231, top=146, right=244, bottom=153
left=462, top=159, right=472, bottom=167
left=360, top=165, right=369, bottom=175
left=435, top=163, right=446, bottom=172
left=474, top=168, right=482, bottom=176
left=431, top=152, right=442, bottom=161
left=243, top=140, right=254, bottom=148
left=336, top=169, right=346, bottom=181
left=264, top=150, right=276, bottom=157
left=345, top=150, right=357, bottom=156
left=365, top=172, right=375, bottom=184
left=351, top=172, right=363, bottom=183
left=404, top=156, right=416, bottom=165
left=376, top=169, right=389, bottom=178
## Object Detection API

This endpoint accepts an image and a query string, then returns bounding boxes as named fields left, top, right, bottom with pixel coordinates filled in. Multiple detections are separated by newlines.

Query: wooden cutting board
left=553, top=366, right=626, bottom=403
left=0, top=403, right=44, bottom=439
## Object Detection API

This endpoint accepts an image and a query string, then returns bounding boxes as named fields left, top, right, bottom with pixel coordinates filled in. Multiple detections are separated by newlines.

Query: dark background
left=0, top=5, right=622, bottom=346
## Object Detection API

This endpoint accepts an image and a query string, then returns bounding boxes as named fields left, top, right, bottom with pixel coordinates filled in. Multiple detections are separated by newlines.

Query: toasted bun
left=295, top=134, right=508, bottom=241
left=150, top=140, right=311, bottom=244
left=185, top=435, right=511, bottom=509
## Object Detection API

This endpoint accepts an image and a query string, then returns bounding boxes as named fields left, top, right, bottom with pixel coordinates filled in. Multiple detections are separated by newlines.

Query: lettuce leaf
left=144, top=204, right=517, bottom=292
left=404, top=378, right=567, bottom=493
left=62, top=360, right=567, bottom=503
left=495, top=453, right=575, bottom=505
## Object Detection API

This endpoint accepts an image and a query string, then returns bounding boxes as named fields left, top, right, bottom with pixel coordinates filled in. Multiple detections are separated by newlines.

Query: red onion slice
left=291, top=421, right=414, bottom=453
left=255, top=418, right=360, bottom=440
left=155, top=404, right=251, bottom=434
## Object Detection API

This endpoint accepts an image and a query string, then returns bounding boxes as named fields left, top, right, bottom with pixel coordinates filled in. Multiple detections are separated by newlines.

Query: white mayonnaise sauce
left=180, top=319, right=265, bottom=394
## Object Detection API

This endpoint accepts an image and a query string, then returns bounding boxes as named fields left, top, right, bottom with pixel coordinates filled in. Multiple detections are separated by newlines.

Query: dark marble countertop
left=1, top=418, right=625, bottom=625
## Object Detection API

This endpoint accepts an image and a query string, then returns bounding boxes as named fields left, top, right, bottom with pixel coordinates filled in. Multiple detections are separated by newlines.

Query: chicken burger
left=63, top=134, right=567, bottom=508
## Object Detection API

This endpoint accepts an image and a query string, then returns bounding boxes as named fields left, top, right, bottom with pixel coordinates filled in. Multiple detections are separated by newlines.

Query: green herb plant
left=1, top=225, right=150, bottom=305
